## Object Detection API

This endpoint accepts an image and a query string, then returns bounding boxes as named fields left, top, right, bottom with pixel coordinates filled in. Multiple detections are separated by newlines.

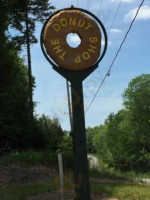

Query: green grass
left=0, top=182, right=54, bottom=200
left=0, top=151, right=57, bottom=166
left=0, top=175, right=150, bottom=200
left=0, top=151, right=150, bottom=200
left=91, top=181, right=150, bottom=200
left=89, top=167, right=150, bottom=180
left=0, top=150, right=73, bottom=168
left=63, top=172, right=150, bottom=199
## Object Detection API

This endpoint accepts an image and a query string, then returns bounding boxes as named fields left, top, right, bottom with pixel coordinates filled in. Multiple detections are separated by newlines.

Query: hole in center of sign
left=66, top=33, right=81, bottom=48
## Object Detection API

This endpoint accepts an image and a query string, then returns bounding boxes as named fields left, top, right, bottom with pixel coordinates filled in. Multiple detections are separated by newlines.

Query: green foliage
left=0, top=150, right=57, bottom=166
left=86, top=127, right=97, bottom=153
left=0, top=150, right=73, bottom=169
left=89, top=167, right=126, bottom=180
left=59, top=135, right=73, bottom=153
left=0, top=38, right=47, bottom=151
left=0, top=0, right=55, bottom=50
left=123, top=74, right=150, bottom=166
left=62, top=151, right=74, bottom=169
left=89, top=166, right=150, bottom=180
left=0, top=53, right=64, bottom=151
left=0, top=1, right=65, bottom=153
left=38, top=115, right=64, bottom=151
left=87, top=74, right=150, bottom=172
left=106, top=110, right=130, bottom=165
left=0, top=40, right=64, bottom=151
left=0, top=37, right=31, bottom=150
left=8, top=0, right=55, bottom=117
left=58, top=136, right=74, bottom=169
left=92, top=125, right=113, bottom=164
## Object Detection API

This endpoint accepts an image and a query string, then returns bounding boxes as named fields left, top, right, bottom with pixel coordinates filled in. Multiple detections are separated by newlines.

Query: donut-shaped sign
left=43, top=10, right=101, bottom=71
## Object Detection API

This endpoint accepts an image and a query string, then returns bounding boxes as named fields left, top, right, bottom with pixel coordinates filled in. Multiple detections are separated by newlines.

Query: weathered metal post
left=40, top=6, right=107, bottom=200
left=71, top=80, right=91, bottom=199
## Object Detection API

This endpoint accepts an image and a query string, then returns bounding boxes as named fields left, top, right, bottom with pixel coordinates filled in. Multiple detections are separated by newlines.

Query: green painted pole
left=71, top=80, right=91, bottom=200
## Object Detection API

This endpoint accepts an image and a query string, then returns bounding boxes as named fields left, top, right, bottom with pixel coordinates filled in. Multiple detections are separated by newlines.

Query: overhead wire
left=87, top=0, right=90, bottom=9
left=86, top=0, right=91, bottom=9
left=97, top=0, right=103, bottom=18
left=85, top=0, right=145, bottom=114
left=87, top=0, right=92, bottom=9
left=109, top=0, right=122, bottom=34
left=84, top=0, right=122, bottom=113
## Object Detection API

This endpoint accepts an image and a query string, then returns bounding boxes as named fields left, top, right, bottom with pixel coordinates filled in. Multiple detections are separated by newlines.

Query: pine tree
left=10, top=0, right=55, bottom=118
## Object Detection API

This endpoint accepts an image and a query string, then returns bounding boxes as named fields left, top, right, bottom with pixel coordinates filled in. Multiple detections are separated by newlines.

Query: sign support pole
left=71, top=80, right=91, bottom=200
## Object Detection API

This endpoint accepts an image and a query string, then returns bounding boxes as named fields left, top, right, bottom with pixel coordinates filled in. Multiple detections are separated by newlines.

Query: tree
left=106, top=110, right=131, bottom=169
left=92, top=125, right=113, bottom=164
left=0, top=1, right=65, bottom=152
left=0, top=1, right=31, bottom=151
left=0, top=37, right=31, bottom=150
left=123, top=74, right=150, bottom=171
left=82, top=74, right=150, bottom=171
left=105, top=74, right=150, bottom=171
left=59, top=135, right=73, bottom=153
left=86, top=127, right=97, bottom=154
left=8, top=0, right=55, bottom=118
left=38, top=115, right=64, bottom=150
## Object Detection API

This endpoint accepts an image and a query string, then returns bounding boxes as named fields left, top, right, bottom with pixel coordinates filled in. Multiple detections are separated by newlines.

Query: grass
left=63, top=172, right=150, bottom=199
left=0, top=151, right=57, bottom=167
left=91, top=181, right=150, bottom=200
left=0, top=169, right=150, bottom=200
left=1, top=178, right=150, bottom=200
left=89, top=167, right=150, bottom=180
left=0, top=150, right=73, bottom=168
left=0, top=182, right=54, bottom=200
left=0, top=151, right=149, bottom=178
left=0, top=182, right=150, bottom=200
left=0, top=151, right=150, bottom=200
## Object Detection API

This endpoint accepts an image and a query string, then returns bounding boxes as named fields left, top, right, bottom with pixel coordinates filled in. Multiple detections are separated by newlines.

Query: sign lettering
left=52, top=18, right=93, bottom=32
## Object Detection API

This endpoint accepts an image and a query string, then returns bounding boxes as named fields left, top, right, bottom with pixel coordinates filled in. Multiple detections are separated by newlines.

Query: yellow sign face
left=43, top=10, right=101, bottom=71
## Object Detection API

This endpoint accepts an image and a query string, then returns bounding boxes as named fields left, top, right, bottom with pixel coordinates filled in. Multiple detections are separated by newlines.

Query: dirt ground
left=0, top=165, right=119, bottom=200
left=26, top=191, right=118, bottom=200
left=0, top=165, right=57, bottom=185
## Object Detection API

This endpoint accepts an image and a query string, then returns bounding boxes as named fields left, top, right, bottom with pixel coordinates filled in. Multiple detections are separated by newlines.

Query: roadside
left=0, top=164, right=150, bottom=200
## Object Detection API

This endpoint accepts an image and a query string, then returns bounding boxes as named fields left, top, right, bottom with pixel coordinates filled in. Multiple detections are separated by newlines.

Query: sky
left=27, top=0, right=150, bottom=130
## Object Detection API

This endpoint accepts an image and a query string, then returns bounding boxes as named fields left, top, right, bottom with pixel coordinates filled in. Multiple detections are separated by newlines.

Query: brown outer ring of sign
left=43, top=10, right=102, bottom=71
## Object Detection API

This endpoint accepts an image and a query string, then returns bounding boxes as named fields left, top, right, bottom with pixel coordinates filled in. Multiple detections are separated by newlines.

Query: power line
left=85, top=0, right=145, bottom=114
left=108, top=0, right=145, bottom=74
left=109, top=0, right=122, bottom=33
left=85, top=74, right=108, bottom=114
left=97, top=0, right=103, bottom=18
left=87, top=0, right=90, bottom=9
left=88, top=0, right=92, bottom=9
left=87, top=0, right=92, bottom=10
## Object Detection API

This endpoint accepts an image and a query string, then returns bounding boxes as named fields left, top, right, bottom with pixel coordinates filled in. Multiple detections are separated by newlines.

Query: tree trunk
left=25, top=10, right=33, bottom=119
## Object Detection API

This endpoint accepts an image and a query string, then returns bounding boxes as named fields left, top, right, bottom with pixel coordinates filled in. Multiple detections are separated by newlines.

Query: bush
left=0, top=150, right=57, bottom=166
left=0, top=150, right=74, bottom=169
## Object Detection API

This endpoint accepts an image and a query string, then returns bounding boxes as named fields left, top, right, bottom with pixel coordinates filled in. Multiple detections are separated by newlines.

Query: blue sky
left=27, top=0, right=150, bottom=130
